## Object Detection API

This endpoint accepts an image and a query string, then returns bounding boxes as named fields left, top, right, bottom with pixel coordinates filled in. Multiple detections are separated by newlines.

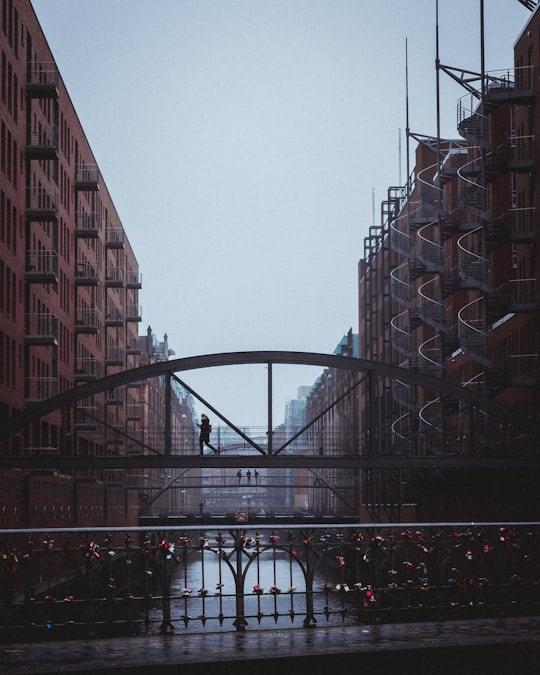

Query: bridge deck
left=3, top=616, right=539, bottom=674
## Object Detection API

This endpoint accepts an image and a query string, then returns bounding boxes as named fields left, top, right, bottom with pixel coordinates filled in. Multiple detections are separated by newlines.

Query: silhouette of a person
left=198, top=414, right=217, bottom=454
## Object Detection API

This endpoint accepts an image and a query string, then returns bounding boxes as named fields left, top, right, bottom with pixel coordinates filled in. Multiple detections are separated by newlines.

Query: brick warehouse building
left=356, top=4, right=540, bottom=522
left=0, top=0, right=197, bottom=528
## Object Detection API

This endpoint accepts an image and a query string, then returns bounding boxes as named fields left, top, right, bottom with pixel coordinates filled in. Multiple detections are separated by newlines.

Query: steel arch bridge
left=1, top=350, right=539, bottom=472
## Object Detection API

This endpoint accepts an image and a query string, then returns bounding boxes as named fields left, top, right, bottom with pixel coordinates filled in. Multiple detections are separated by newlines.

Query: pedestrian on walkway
left=198, top=414, right=218, bottom=454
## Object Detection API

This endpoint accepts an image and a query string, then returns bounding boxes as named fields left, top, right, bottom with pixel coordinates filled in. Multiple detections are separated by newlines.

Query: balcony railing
left=126, top=304, right=142, bottom=322
left=505, top=278, right=537, bottom=311
left=25, top=313, right=58, bottom=345
left=75, top=260, right=99, bottom=285
left=105, top=387, right=125, bottom=405
left=485, top=65, right=533, bottom=93
left=75, top=165, right=100, bottom=191
left=74, top=308, right=101, bottom=334
left=0, top=523, right=538, bottom=643
left=25, top=250, right=58, bottom=283
left=26, top=187, right=58, bottom=221
left=507, top=135, right=535, bottom=166
left=506, top=207, right=536, bottom=241
left=24, top=377, right=57, bottom=402
left=126, top=270, right=142, bottom=288
left=26, top=61, right=59, bottom=97
left=105, top=305, right=124, bottom=326
left=74, top=406, right=99, bottom=429
left=126, top=338, right=142, bottom=355
left=74, top=357, right=101, bottom=380
left=105, top=345, right=125, bottom=366
left=105, top=229, right=125, bottom=248
left=27, top=124, right=59, bottom=158
left=75, top=212, right=101, bottom=238
left=105, top=266, right=125, bottom=286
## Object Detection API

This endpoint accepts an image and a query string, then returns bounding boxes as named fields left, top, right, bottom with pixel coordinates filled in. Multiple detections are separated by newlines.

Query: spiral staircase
left=388, top=61, right=536, bottom=457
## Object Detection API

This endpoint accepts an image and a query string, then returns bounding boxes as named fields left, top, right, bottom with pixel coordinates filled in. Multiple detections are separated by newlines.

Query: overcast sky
left=31, top=0, right=533, bottom=428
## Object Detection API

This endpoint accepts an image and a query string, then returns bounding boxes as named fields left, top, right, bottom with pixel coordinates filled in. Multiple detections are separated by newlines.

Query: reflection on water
left=149, top=547, right=358, bottom=632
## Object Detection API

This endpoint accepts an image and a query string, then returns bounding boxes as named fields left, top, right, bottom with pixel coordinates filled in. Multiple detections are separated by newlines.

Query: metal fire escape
left=388, top=0, right=537, bottom=459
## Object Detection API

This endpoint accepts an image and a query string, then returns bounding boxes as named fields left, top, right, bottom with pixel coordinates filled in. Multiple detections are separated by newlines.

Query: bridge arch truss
left=1, top=350, right=538, bottom=472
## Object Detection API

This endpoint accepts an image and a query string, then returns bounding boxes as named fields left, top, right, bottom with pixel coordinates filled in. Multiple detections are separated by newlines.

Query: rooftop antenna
left=405, top=38, right=411, bottom=199
left=480, top=0, right=486, bottom=101
left=435, top=0, right=441, bottom=186
left=399, top=127, right=402, bottom=186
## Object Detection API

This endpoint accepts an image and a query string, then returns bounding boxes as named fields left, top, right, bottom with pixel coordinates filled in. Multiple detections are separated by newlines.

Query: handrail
left=390, top=310, right=414, bottom=356
left=390, top=411, right=411, bottom=439
left=458, top=296, right=486, bottom=353
left=418, top=334, right=443, bottom=375
left=389, top=211, right=414, bottom=256
left=416, top=162, right=443, bottom=211
left=1, top=522, right=538, bottom=641
left=457, top=154, right=485, bottom=191
left=389, top=201, right=425, bottom=258
left=418, top=277, right=446, bottom=327
left=417, top=220, right=443, bottom=269
left=390, top=262, right=412, bottom=306
left=418, top=397, right=443, bottom=432
left=457, top=226, right=487, bottom=286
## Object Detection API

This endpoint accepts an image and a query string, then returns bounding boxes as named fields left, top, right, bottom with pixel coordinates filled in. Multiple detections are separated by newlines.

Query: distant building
left=305, top=329, right=359, bottom=517
left=280, top=387, right=308, bottom=510
left=128, top=327, right=199, bottom=517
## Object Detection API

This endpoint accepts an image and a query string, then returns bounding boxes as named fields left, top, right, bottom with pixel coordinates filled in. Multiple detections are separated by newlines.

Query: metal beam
left=139, top=483, right=358, bottom=490
left=308, top=468, right=356, bottom=510
left=2, top=454, right=539, bottom=470
left=267, top=362, right=273, bottom=456
left=164, top=373, right=171, bottom=456
left=172, top=373, right=265, bottom=454
left=274, top=374, right=366, bottom=455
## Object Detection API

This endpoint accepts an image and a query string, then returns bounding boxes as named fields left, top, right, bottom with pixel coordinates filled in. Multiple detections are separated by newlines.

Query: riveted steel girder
left=0, top=455, right=539, bottom=470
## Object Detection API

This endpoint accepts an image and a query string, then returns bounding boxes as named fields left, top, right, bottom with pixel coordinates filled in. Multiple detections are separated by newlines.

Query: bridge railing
left=1, top=522, right=539, bottom=643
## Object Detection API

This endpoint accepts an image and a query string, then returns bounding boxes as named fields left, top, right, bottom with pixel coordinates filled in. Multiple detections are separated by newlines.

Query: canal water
left=148, top=546, right=357, bottom=633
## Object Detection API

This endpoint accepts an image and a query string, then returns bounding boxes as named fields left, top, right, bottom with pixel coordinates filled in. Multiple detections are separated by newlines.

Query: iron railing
left=1, top=522, right=539, bottom=643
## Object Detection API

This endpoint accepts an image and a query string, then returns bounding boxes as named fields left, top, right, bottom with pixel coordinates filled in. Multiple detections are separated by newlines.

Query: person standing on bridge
left=198, top=414, right=218, bottom=454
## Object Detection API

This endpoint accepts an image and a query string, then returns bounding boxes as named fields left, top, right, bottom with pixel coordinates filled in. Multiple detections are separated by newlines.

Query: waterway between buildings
left=146, top=547, right=351, bottom=633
